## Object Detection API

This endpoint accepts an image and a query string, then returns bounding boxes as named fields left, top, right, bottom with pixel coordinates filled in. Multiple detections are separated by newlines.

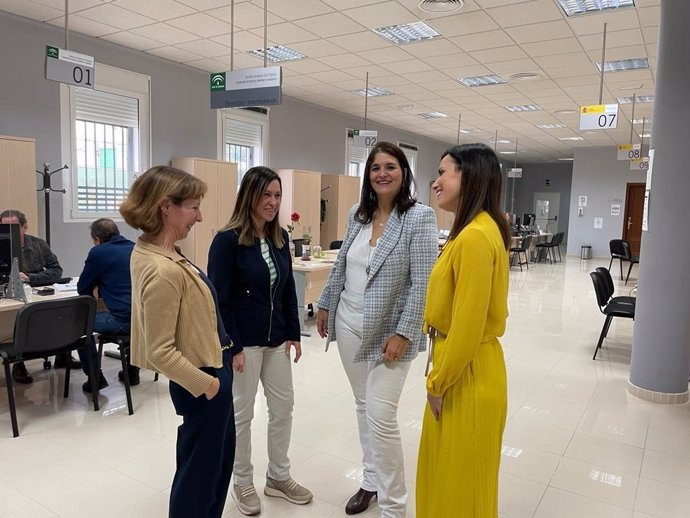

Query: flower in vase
left=287, top=212, right=300, bottom=237
left=302, top=225, right=312, bottom=245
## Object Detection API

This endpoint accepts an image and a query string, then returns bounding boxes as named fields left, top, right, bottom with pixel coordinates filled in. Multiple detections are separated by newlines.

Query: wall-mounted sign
left=646, top=149, right=655, bottom=190
left=594, top=217, right=603, bottom=229
left=579, top=103, right=618, bottom=130
left=578, top=195, right=588, bottom=207
left=611, top=204, right=621, bottom=216
left=210, top=66, right=282, bottom=108
left=507, top=167, right=522, bottom=178
left=642, top=190, right=650, bottom=231
left=353, top=129, right=377, bottom=148
left=630, top=157, right=649, bottom=171
left=545, top=179, right=551, bottom=187
left=617, top=143, right=641, bottom=161
left=45, top=45, right=94, bottom=89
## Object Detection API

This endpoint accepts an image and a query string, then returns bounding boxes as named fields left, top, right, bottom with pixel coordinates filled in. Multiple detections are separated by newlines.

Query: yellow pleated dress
left=416, top=212, right=509, bottom=518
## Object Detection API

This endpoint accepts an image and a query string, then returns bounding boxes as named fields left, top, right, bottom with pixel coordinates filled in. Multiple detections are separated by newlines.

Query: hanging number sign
left=579, top=103, right=618, bottom=130
left=45, top=45, right=95, bottom=89
left=630, top=157, right=649, bottom=171
left=353, top=130, right=378, bottom=148
left=617, top=143, right=641, bottom=161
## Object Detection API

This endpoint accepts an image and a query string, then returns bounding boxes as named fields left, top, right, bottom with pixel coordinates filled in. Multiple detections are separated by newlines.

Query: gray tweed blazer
left=317, top=202, right=438, bottom=362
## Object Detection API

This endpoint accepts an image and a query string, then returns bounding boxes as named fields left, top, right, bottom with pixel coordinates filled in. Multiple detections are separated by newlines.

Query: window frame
left=217, top=108, right=269, bottom=181
left=60, top=63, right=151, bottom=222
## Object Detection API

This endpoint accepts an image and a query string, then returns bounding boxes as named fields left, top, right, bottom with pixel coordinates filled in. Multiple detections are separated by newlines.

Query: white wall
left=567, top=147, right=646, bottom=257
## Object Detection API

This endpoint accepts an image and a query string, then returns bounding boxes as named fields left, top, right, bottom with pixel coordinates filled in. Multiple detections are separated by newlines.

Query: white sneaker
left=264, top=476, right=313, bottom=505
left=232, top=483, right=261, bottom=516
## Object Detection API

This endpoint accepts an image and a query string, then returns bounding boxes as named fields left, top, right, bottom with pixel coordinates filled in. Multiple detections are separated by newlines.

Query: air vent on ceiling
left=508, top=72, right=543, bottom=82
left=418, top=0, right=464, bottom=13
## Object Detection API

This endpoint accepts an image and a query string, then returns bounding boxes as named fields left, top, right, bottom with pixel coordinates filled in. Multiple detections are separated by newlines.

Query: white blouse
left=337, top=222, right=375, bottom=335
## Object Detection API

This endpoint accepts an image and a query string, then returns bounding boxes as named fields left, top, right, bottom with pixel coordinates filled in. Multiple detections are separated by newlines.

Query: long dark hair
left=222, top=166, right=284, bottom=248
left=442, top=144, right=511, bottom=250
left=355, top=141, right=416, bottom=224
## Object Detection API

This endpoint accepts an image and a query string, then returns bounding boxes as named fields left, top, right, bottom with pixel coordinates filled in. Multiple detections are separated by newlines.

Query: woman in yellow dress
left=417, top=143, right=511, bottom=518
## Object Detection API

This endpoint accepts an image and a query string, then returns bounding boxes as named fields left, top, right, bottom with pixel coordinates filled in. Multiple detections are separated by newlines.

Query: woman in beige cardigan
left=120, top=166, right=244, bottom=518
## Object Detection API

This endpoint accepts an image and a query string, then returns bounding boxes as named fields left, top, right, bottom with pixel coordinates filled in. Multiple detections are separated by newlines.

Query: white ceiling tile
left=472, top=45, right=528, bottom=64
left=294, top=12, right=366, bottom=38
left=31, top=0, right=105, bottom=12
left=443, top=64, right=494, bottom=79
left=424, top=78, right=463, bottom=91
left=602, top=69, right=653, bottom=84
left=342, top=66, right=395, bottom=78
left=316, top=53, right=372, bottom=69
left=229, top=52, right=266, bottom=69
left=567, top=9, right=640, bottom=36
left=280, top=58, right=333, bottom=74
left=167, top=12, right=231, bottom=38
left=425, top=52, right=479, bottom=68
left=402, top=39, right=462, bottom=59
left=205, top=4, right=284, bottom=30
left=146, top=45, right=202, bottom=62
left=637, top=5, right=660, bottom=27
left=288, top=39, right=346, bottom=58
left=451, top=30, right=514, bottom=51
left=520, top=37, right=581, bottom=57
left=111, top=0, right=195, bottom=21
left=0, top=0, right=64, bottom=20
left=370, top=74, right=416, bottom=87
left=185, top=57, right=229, bottom=72
left=546, top=63, right=598, bottom=79
left=505, top=20, right=574, bottom=44
left=641, top=26, right=659, bottom=44
left=586, top=44, right=648, bottom=62
left=76, top=3, right=156, bottom=30
left=211, top=31, right=269, bottom=52
left=176, top=38, right=231, bottom=57
left=248, top=22, right=319, bottom=44
left=328, top=31, right=391, bottom=51
left=282, top=73, right=325, bottom=86
left=101, top=31, right=166, bottom=50
left=475, top=0, right=538, bottom=7
left=427, top=10, right=499, bottom=37
left=267, top=0, right=334, bottom=21
left=176, top=0, right=233, bottom=9
left=406, top=69, right=455, bottom=84
left=358, top=46, right=414, bottom=64
left=489, top=59, right=541, bottom=76
left=487, top=0, right=562, bottom=28
left=381, top=59, right=434, bottom=74
left=342, top=1, right=416, bottom=29
left=554, top=75, right=601, bottom=87
left=578, top=28, right=644, bottom=51
left=48, top=14, right=119, bottom=36
left=320, top=0, right=378, bottom=9
left=534, top=52, right=592, bottom=70
left=131, top=23, right=199, bottom=45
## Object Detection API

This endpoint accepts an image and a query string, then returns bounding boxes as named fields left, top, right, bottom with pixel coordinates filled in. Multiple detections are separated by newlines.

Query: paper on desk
left=54, top=282, right=78, bottom=292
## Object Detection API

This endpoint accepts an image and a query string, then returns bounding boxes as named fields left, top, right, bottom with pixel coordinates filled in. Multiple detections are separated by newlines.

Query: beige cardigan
left=130, top=239, right=222, bottom=397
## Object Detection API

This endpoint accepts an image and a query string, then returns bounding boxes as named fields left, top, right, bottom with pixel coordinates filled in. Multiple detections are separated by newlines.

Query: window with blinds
left=346, top=129, right=369, bottom=179
left=74, top=88, right=139, bottom=213
left=222, top=111, right=266, bottom=179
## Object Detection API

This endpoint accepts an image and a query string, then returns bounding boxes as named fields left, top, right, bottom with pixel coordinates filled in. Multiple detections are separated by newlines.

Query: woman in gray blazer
left=316, top=142, right=437, bottom=518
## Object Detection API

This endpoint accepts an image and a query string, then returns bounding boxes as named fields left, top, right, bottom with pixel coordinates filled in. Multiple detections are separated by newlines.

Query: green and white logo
left=46, top=45, right=59, bottom=59
left=210, top=72, right=226, bottom=91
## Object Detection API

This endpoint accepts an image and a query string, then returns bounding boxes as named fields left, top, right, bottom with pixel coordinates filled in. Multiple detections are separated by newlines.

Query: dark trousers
left=169, top=349, right=235, bottom=518
left=77, top=311, right=132, bottom=376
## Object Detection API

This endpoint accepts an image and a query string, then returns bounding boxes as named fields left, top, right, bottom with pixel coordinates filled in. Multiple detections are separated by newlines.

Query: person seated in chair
left=0, top=209, right=78, bottom=384
left=77, top=218, right=139, bottom=392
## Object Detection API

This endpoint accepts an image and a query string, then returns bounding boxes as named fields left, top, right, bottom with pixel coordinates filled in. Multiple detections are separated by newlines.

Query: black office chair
left=0, top=296, right=97, bottom=437
left=608, top=239, right=628, bottom=280
left=329, top=240, right=343, bottom=250
left=96, top=333, right=158, bottom=415
left=590, top=271, right=635, bottom=360
left=595, top=267, right=636, bottom=305
left=292, top=238, right=304, bottom=258
left=621, top=241, right=639, bottom=285
left=509, top=235, right=533, bottom=271
left=535, top=232, right=564, bottom=264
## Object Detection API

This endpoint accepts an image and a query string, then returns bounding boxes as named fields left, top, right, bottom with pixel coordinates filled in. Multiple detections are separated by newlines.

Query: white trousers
left=335, top=313, right=412, bottom=518
left=232, top=345, right=294, bottom=486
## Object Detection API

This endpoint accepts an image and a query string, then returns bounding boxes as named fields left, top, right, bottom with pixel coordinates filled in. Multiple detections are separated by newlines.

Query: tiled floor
left=1, top=257, right=689, bottom=517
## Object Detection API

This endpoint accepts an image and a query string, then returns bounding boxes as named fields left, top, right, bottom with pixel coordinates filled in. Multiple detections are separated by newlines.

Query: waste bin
left=581, top=245, right=592, bottom=260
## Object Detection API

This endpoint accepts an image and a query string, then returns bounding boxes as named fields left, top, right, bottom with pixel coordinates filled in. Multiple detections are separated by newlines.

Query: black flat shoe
left=345, top=488, right=377, bottom=515
left=118, top=367, right=140, bottom=386
left=11, top=362, right=33, bottom=384
left=82, top=372, right=109, bottom=393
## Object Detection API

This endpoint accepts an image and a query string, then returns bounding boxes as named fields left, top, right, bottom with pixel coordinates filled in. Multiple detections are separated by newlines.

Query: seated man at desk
left=0, top=209, right=79, bottom=384
left=76, top=218, right=138, bottom=392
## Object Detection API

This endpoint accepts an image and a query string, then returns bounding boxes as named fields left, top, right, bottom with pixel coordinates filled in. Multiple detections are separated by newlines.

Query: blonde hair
left=221, top=166, right=284, bottom=247
left=120, top=166, right=207, bottom=236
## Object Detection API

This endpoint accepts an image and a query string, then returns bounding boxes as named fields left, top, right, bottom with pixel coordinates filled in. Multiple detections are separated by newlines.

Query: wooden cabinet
left=276, top=169, right=322, bottom=246
left=0, top=135, right=38, bottom=234
left=428, top=181, right=455, bottom=231
left=171, top=157, right=238, bottom=271
left=320, top=173, right=360, bottom=248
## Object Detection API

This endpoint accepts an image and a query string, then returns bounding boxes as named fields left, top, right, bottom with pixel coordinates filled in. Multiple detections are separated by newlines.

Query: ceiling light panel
left=457, top=75, right=506, bottom=87
left=351, top=87, right=394, bottom=97
left=559, top=136, right=584, bottom=141
left=556, top=0, right=635, bottom=18
left=536, top=123, right=567, bottom=129
left=417, top=112, right=448, bottom=119
left=248, top=45, right=306, bottom=63
left=505, top=104, right=543, bottom=112
left=617, top=95, right=654, bottom=104
left=373, top=21, right=442, bottom=45
left=596, top=57, right=649, bottom=72
left=489, top=138, right=512, bottom=144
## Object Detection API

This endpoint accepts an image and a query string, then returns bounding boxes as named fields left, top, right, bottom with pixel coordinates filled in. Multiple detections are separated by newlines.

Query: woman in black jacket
left=208, top=166, right=312, bottom=516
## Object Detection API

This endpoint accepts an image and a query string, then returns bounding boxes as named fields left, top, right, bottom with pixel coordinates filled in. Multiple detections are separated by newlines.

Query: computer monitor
left=523, top=213, right=536, bottom=227
left=0, top=223, right=21, bottom=285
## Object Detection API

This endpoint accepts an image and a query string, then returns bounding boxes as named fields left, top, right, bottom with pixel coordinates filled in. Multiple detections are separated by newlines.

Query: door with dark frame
left=623, top=183, right=645, bottom=256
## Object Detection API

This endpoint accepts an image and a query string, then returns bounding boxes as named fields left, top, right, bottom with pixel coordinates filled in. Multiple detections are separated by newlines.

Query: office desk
left=292, top=259, right=333, bottom=334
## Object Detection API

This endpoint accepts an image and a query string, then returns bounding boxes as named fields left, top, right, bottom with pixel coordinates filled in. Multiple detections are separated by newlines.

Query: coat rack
left=36, top=162, right=68, bottom=246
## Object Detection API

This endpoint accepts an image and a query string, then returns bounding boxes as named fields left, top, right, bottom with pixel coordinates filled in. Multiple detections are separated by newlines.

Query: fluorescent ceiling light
left=351, top=87, right=394, bottom=97
left=505, top=104, right=542, bottom=112
left=248, top=45, right=306, bottom=63
left=499, top=151, right=516, bottom=154
left=558, top=157, right=574, bottom=161
left=536, top=123, right=567, bottom=129
left=556, top=0, right=635, bottom=18
left=417, top=111, right=448, bottom=119
left=640, top=133, right=651, bottom=138
left=618, top=95, right=654, bottom=104
left=489, top=138, right=511, bottom=144
left=632, top=118, right=651, bottom=124
left=555, top=109, right=578, bottom=114
left=374, top=21, right=441, bottom=45
left=559, top=136, right=584, bottom=141
left=459, top=128, right=482, bottom=133
left=457, top=74, right=505, bottom=87
left=596, top=57, right=649, bottom=72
